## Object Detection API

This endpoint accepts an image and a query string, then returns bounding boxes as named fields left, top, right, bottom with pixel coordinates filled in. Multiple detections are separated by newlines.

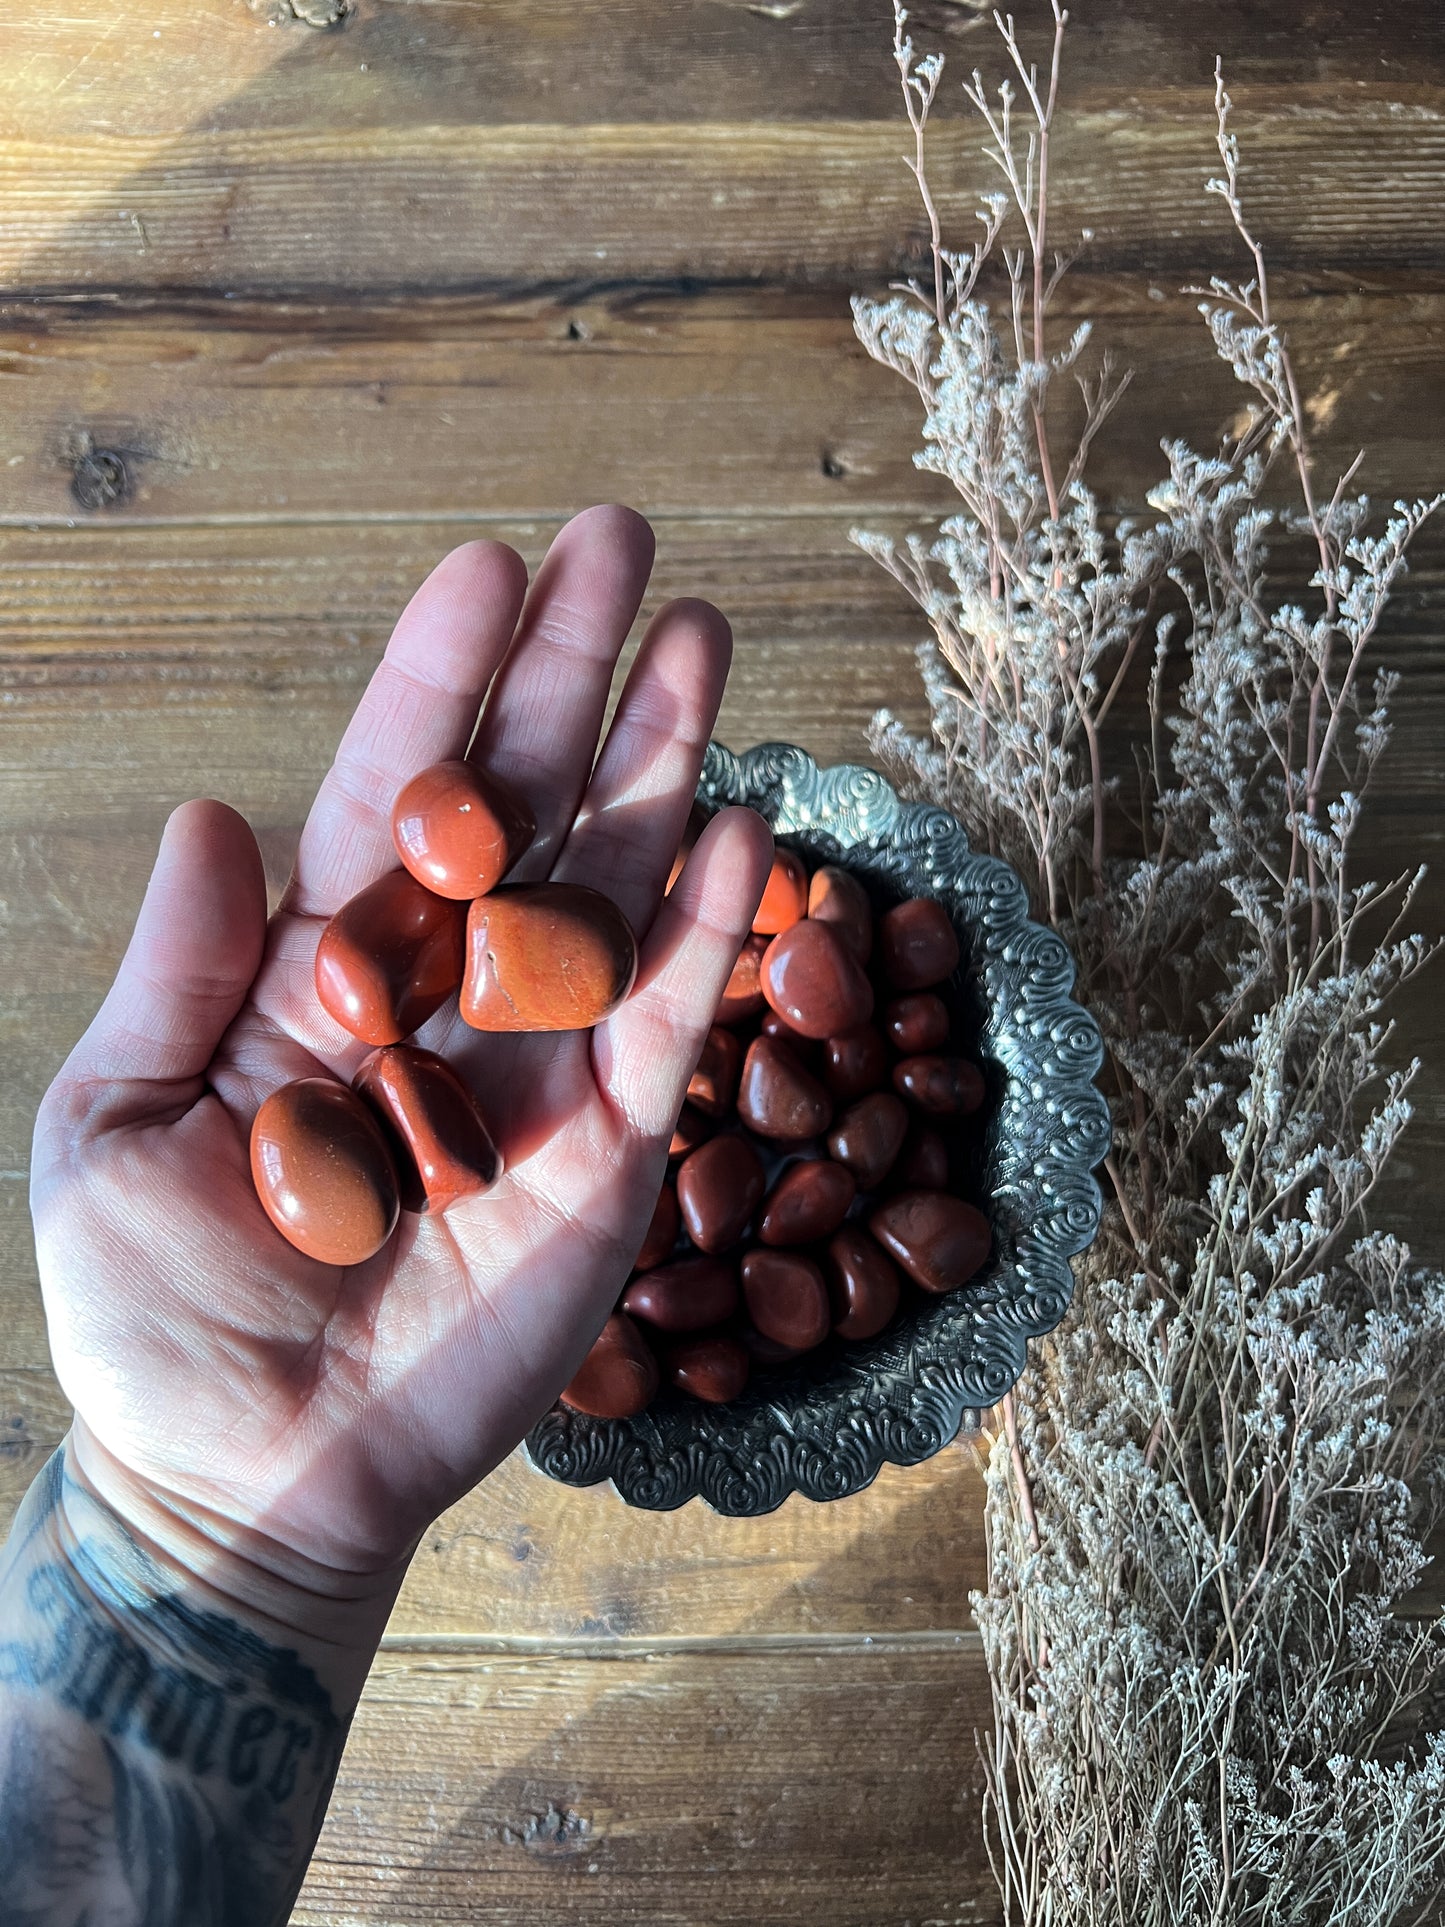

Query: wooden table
left=2, top=4, right=1442, bottom=1919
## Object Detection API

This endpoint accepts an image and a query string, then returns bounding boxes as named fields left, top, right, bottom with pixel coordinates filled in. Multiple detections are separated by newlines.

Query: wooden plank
left=294, top=1643, right=999, bottom=1926
left=0, top=289, right=1441, bottom=527
left=393, top=1444, right=985, bottom=1641
left=1, top=90, right=1443, bottom=300
left=7, top=0, right=1444, bottom=141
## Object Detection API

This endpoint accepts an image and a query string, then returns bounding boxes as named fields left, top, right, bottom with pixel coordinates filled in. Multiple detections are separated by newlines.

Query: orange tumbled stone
left=352, top=1044, right=501, bottom=1216
left=806, top=864, right=873, bottom=964
left=391, top=759, right=536, bottom=900
left=250, top=1077, right=400, bottom=1266
left=462, top=883, right=638, bottom=1031
left=315, top=870, right=466, bottom=1047
left=752, top=847, right=808, bottom=936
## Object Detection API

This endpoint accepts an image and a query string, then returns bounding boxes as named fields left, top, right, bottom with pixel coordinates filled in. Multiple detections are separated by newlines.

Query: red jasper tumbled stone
left=878, top=897, right=960, bottom=991
left=560, top=1313, right=659, bottom=1418
left=759, top=1006, right=819, bottom=1057
left=760, top=918, right=873, bottom=1041
left=895, top=1125, right=950, bottom=1191
left=752, top=847, right=809, bottom=936
left=621, top=1255, right=738, bottom=1333
left=251, top=1077, right=400, bottom=1266
left=676, top=1133, right=766, bottom=1254
left=737, top=1035, right=834, bottom=1143
left=687, top=1025, right=742, bottom=1118
left=758, top=1158, right=855, bottom=1247
left=716, top=933, right=770, bottom=1025
left=893, top=1054, right=986, bottom=1117
left=391, top=759, right=535, bottom=900
left=462, top=883, right=637, bottom=1031
left=821, top=1023, right=889, bottom=1103
left=824, top=1227, right=903, bottom=1341
left=315, top=870, right=466, bottom=1048
left=869, top=1189, right=991, bottom=1294
left=884, top=992, right=951, bottom=1055
left=806, top=865, right=873, bottom=964
left=669, top=1103, right=714, bottom=1160
left=741, top=1248, right=831, bottom=1352
left=666, top=1332, right=751, bottom=1404
left=825, top=1090, right=908, bottom=1191
left=352, top=1044, right=501, bottom=1216
left=635, top=1180, right=680, bottom=1271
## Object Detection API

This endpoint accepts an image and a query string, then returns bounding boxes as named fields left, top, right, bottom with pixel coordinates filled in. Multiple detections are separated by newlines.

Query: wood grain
left=7, top=0, right=1443, bottom=139
left=2, top=93, right=1444, bottom=299
left=293, top=1643, right=999, bottom=1927
left=0, top=288, right=1442, bottom=526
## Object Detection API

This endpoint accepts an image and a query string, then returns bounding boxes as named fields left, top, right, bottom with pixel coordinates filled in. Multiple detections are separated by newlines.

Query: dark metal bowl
left=525, top=743, right=1109, bottom=1515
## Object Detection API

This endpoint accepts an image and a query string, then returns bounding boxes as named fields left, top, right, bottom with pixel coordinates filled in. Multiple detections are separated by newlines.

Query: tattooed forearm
left=0, top=1452, right=354, bottom=1927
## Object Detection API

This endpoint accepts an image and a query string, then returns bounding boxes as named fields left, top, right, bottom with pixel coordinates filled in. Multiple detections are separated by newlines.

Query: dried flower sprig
left=855, top=6, right=1445, bottom=1915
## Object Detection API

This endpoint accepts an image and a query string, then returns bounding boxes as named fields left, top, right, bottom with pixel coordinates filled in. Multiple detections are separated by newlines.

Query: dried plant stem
left=853, top=7, right=1445, bottom=1918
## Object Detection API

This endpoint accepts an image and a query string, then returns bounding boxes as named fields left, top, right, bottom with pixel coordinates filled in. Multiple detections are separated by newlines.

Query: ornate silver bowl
left=525, top=742, right=1109, bottom=1515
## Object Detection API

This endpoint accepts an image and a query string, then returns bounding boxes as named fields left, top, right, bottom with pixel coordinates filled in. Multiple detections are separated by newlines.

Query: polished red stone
left=391, top=758, right=535, bottom=901
left=668, top=1103, right=714, bottom=1160
left=716, top=933, right=769, bottom=1025
left=895, top=1125, right=950, bottom=1190
left=759, top=1005, right=819, bottom=1056
left=736, top=1035, right=833, bottom=1142
left=621, top=1255, right=738, bottom=1333
left=760, top=918, right=873, bottom=1041
left=884, top=992, right=951, bottom=1055
left=352, top=1044, right=501, bottom=1216
left=752, top=847, right=808, bottom=936
left=251, top=1077, right=400, bottom=1265
left=667, top=800, right=712, bottom=893
left=806, top=865, right=873, bottom=964
left=666, top=1332, right=751, bottom=1404
left=758, top=1158, right=855, bottom=1246
left=687, top=1025, right=742, bottom=1118
left=675, top=1133, right=766, bottom=1253
left=635, top=1180, right=680, bottom=1271
left=738, top=1325, right=809, bottom=1366
left=462, top=883, right=637, bottom=1031
left=878, top=896, right=960, bottom=991
left=821, top=1023, right=889, bottom=1103
left=740, top=1248, right=831, bottom=1352
left=893, top=1054, right=986, bottom=1116
left=824, top=1227, right=903, bottom=1340
left=869, top=1189, right=991, bottom=1293
left=560, top=1312, right=659, bottom=1418
left=315, top=869, right=466, bottom=1047
left=825, top=1091, right=908, bottom=1191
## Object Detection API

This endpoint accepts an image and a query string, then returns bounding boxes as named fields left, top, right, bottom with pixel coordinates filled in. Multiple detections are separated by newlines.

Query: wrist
left=57, top=1426, right=405, bottom=1691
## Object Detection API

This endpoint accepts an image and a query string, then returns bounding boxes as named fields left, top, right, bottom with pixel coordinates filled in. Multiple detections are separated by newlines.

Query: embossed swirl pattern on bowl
left=526, top=743, right=1110, bottom=1515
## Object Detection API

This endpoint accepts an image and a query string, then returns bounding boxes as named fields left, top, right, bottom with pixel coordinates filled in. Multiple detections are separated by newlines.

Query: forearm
left=0, top=1440, right=399, bottom=1927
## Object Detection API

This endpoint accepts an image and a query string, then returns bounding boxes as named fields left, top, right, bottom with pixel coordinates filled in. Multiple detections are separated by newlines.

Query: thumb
left=55, top=799, right=268, bottom=1110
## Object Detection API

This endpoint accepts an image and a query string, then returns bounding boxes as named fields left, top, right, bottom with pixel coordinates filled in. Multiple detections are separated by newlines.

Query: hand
left=28, top=505, right=772, bottom=1620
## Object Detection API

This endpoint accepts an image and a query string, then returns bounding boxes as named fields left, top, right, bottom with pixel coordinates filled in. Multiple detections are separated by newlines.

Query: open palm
left=29, top=507, right=771, bottom=1584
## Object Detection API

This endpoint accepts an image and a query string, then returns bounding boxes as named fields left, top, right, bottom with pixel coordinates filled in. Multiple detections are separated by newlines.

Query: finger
left=50, top=800, right=267, bottom=1112
left=469, top=504, right=655, bottom=877
left=284, top=539, right=529, bottom=917
left=591, top=806, right=773, bottom=1142
left=550, top=597, right=731, bottom=936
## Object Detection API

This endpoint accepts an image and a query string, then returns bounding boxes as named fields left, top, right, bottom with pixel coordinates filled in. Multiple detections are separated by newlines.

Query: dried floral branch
left=854, top=7, right=1445, bottom=1917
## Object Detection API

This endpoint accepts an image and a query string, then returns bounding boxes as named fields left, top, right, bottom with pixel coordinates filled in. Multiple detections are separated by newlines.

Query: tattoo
left=0, top=1453, right=348, bottom=1927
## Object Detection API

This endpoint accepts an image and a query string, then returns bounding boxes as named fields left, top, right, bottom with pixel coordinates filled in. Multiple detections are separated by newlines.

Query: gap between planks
left=377, top=1629, right=981, bottom=1658
left=0, top=505, right=950, bottom=533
